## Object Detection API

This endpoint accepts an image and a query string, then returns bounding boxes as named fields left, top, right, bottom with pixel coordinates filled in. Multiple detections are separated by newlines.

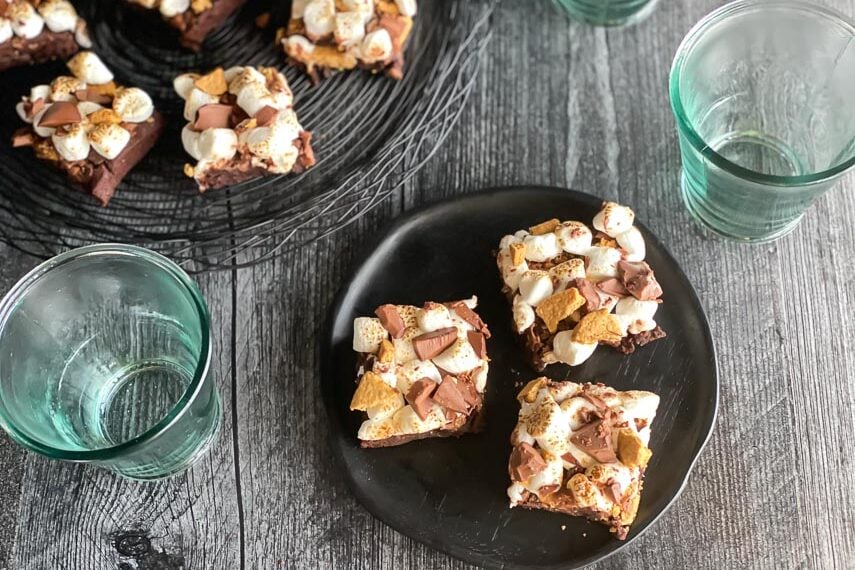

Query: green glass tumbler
left=670, top=0, right=855, bottom=242
left=0, top=245, right=221, bottom=480
left=554, top=0, right=658, bottom=26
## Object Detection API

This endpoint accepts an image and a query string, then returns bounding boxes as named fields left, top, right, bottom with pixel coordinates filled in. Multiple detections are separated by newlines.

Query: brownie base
left=516, top=490, right=629, bottom=540
left=0, top=31, right=79, bottom=72
left=169, top=0, right=247, bottom=51
left=359, top=407, right=485, bottom=449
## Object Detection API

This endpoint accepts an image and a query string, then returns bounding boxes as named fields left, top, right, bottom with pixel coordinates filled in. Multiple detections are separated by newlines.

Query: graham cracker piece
left=535, top=288, right=586, bottom=333
left=617, top=428, right=652, bottom=468
left=572, top=309, right=624, bottom=344
left=529, top=218, right=560, bottom=235
left=377, top=339, right=395, bottom=364
left=350, top=371, right=398, bottom=411
left=518, top=378, right=547, bottom=404
left=194, top=68, right=228, bottom=96
left=88, top=109, right=122, bottom=125
left=509, top=242, right=526, bottom=266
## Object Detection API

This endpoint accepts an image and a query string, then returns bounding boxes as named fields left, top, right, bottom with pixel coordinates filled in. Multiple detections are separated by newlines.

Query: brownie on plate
left=0, top=0, right=90, bottom=72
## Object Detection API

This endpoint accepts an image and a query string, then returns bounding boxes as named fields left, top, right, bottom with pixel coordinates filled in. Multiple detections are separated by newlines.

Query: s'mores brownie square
left=496, top=201, right=666, bottom=370
left=350, top=297, right=491, bottom=448
left=12, top=51, right=164, bottom=205
left=124, top=0, right=247, bottom=51
left=0, top=0, right=90, bottom=72
left=174, top=65, right=315, bottom=191
left=507, top=378, right=659, bottom=540
left=279, top=0, right=416, bottom=83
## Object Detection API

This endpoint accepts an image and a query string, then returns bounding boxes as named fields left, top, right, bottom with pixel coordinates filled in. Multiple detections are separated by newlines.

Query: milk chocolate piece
left=193, top=103, right=233, bottom=130
left=405, top=379, right=436, bottom=421
left=411, top=327, right=457, bottom=360
left=255, top=105, right=279, bottom=127
left=450, top=301, right=491, bottom=337
left=432, top=376, right=468, bottom=414
left=509, top=443, right=547, bottom=482
left=570, top=419, right=617, bottom=464
left=597, top=278, right=628, bottom=297
left=575, top=278, right=602, bottom=313
left=618, top=260, right=663, bottom=301
left=466, top=331, right=486, bottom=359
left=12, top=130, right=34, bottom=147
left=38, top=102, right=82, bottom=128
left=374, top=304, right=405, bottom=339
left=23, top=98, right=45, bottom=119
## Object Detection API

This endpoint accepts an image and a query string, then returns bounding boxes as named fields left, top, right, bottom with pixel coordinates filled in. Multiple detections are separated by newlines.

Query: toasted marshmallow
left=8, top=2, right=44, bottom=39
left=334, top=11, right=366, bottom=46
left=527, top=457, right=564, bottom=493
left=173, top=73, right=199, bottom=100
left=197, top=128, right=238, bottom=162
left=518, top=270, right=553, bottom=307
left=393, top=404, right=446, bottom=434
left=499, top=233, right=522, bottom=250
left=559, top=396, right=601, bottom=430
left=181, top=125, right=202, bottom=161
left=498, top=249, right=528, bottom=291
left=50, top=76, right=85, bottom=102
left=236, top=83, right=276, bottom=119
left=245, top=126, right=287, bottom=160
left=616, top=226, right=645, bottom=262
left=89, top=123, right=130, bottom=159
left=555, top=221, right=592, bottom=255
left=530, top=407, right=571, bottom=457
left=508, top=482, right=526, bottom=505
left=523, top=232, right=561, bottom=262
left=183, top=87, right=219, bottom=122
left=365, top=390, right=404, bottom=421
left=51, top=123, right=90, bottom=161
left=291, top=0, right=309, bottom=18
left=593, top=202, right=635, bottom=237
left=74, top=18, right=90, bottom=47
left=14, top=102, right=29, bottom=123
left=303, top=0, right=335, bottom=40
left=392, top=326, right=420, bottom=363
left=268, top=146, right=299, bottom=174
left=396, top=359, right=441, bottom=394
left=432, top=337, right=481, bottom=374
left=360, top=29, right=393, bottom=63
left=585, top=246, right=622, bottom=281
left=549, top=259, right=586, bottom=292
left=38, top=0, right=78, bottom=33
left=67, top=51, right=113, bottom=85
left=615, top=297, right=658, bottom=334
left=552, top=331, right=597, bottom=366
left=159, top=0, right=190, bottom=18
left=416, top=303, right=453, bottom=332
left=395, top=0, right=417, bottom=17
left=513, top=295, right=535, bottom=333
left=32, top=106, right=55, bottom=137
left=227, top=66, right=267, bottom=95
left=28, top=85, right=50, bottom=104
left=222, top=66, right=244, bottom=83
left=76, top=101, right=102, bottom=116
left=473, top=363, right=488, bottom=392
left=113, top=87, right=154, bottom=123
left=0, top=19, right=11, bottom=43
left=284, top=34, right=315, bottom=59
left=352, top=317, right=388, bottom=353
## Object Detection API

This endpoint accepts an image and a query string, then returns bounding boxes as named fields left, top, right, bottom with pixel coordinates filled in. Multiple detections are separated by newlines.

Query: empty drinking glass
left=670, top=0, right=855, bottom=242
left=0, top=245, right=220, bottom=480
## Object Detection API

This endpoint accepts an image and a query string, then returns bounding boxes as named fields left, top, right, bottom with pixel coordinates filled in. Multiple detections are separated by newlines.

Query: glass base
left=556, top=0, right=659, bottom=26
left=680, top=171, right=804, bottom=244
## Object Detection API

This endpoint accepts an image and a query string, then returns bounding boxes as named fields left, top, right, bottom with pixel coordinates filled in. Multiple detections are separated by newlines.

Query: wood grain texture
left=1, top=0, right=855, bottom=568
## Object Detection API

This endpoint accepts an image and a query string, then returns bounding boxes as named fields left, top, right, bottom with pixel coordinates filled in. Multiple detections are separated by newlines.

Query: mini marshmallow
left=365, top=390, right=403, bottom=421
left=360, top=29, right=393, bottom=63
left=50, top=76, right=85, bottom=102
left=473, top=363, right=488, bottom=393
left=291, top=0, right=309, bottom=18
left=30, top=85, right=50, bottom=102
left=272, top=89, right=293, bottom=110
left=393, top=404, right=446, bottom=435
left=526, top=457, right=564, bottom=493
left=181, top=125, right=202, bottom=161
left=88, top=123, right=131, bottom=160
left=113, top=87, right=154, bottom=123
left=508, top=482, right=526, bottom=506
left=523, top=232, right=561, bottom=262
left=236, top=82, right=276, bottom=118
left=499, top=234, right=521, bottom=250
left=14, top=102, right=29, bottom=123
left=549, top=259, right=586, bottom=292
left=552, top=330, right=597, bottom=366
left=51, top=123, right=90, bottom=162
left=432, top=338, right=481, bottom=374
left=395, top=0, right=418, bottom=17
left=513, top=295, right=535, bottom=333
left=159, top=0, right=190, bottom=18
left=74, top=18, right=90, bottom=47
left=616, top=226, right=645, bottom=262
left=173, top=73, right=199, bottom=100
left=269, top=146, right=299, bottom=174
left=615, top=297, right=658, bottom=334
left=197, top=128, right=238, bottom=162
left=396, top=305, right=420, bottom=328
left=245, top=126, right=289, bottom=160
left=8, top=2, right=44, bottom=39
left=284, top=35, right=315, bottom=59
left=303, top=0, right=335, bottom=40
left=352, top=317, right=388, bottom=353
left=227, top=66, right=267, bottom=95
left=392, top=326, right=420, bottom=363
left=340, top=0, right=374, bottom=23
left=531, top=406, right=571, bottom=458
left=559, top=397, right=601, bottom=430
left=67, top=51, right=113, bottom=85
left=460, top=296, right=478, bottom=309
left=38, top=0, right=78, bottom=34
left=223, top=66, right=244, bottom=83
left=334, top=11, right=365, bottom=46
left=548, top=382, right=582, bottom=404
left=183, top=87, right=219, bottom=122
left=0, top=19, right=11, bottom=43
left=416, top=303, right=453, bottom=332
left=585, top=246, right=622, bottom=281
left=498, top=249, right=528, bottom=291
left=76, top=101, right=103, bottom=116
left=518, top=270, right=553, bottom=307
left=593, top=202, right=635, bottom=238
left=555, top=221, right=592, bottom=255
left=395, top=359, right=441, bottom=394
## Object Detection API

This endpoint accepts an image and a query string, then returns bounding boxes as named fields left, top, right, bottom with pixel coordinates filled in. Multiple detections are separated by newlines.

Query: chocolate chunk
left=575, top=278, right=602, bottom=312
left=412, top=327, right=457, bottom=360
left=449, top=302, right=491, bottom=338
left=432, top=375, right=469, bottom=414
left=193, top=104, right=233, bottom=131
left=76, top=87, right=112, bottom=105
left=607, top=481, right=623, bottom=504
left=37, top=101, right=82, bottom=128
left=509, top=442, right=547, bottom=482
left=23, top=98, right=45, bottom=119
left=11, top=129, right=34, bottom=148
left=597, top=278, right=628, bottom=297
left=581, top=392, right=609, bottom=413
left=255, top=105, right=279, bottom=127
left=612, top=325, right=667, bottom=354
left=374, top=304, right=405, bottom=339
left=618, top=260, right=663, bottom=301
left=561, top=452, right=581, bottom=467
left=455, top=372, right=480, bottom=408
left=405, top=378, right=436, bottom=421
left=570, top=419, right=618, bottom=463
left=466, top=331, right=487, bottom=359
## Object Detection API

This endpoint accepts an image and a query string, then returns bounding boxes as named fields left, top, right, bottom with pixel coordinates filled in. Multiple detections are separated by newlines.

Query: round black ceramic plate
left=322, top=186, right=718, bottom=569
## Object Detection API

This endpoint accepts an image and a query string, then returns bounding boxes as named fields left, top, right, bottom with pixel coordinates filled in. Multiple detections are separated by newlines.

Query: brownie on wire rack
left=0, top=0, right=91, bottom=72
left=123, top=0, right=246, bottom=51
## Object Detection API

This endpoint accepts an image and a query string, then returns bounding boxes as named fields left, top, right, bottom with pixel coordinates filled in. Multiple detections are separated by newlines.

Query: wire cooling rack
left=0, top=0, right=494, bottom=271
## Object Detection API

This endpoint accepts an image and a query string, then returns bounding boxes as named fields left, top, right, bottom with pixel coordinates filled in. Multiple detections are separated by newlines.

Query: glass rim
left=0, top=244, right=212, bottom=462
left=669, top=0, right=855, bottom=187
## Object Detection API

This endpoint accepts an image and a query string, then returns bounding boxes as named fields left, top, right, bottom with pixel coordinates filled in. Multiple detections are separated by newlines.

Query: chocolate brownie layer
left=0, top=30, right=78, bottom=71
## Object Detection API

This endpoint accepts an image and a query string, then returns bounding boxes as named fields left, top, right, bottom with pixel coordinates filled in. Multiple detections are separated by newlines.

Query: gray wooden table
left=1, top=0, right=854, bottom=568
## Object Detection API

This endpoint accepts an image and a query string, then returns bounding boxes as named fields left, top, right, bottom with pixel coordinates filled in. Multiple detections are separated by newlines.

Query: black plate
left=322, top=186, right=718, bottom=569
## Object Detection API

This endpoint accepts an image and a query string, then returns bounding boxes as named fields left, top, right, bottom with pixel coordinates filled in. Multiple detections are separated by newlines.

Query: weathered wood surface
left=1, top=0, right=855, bottom=568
